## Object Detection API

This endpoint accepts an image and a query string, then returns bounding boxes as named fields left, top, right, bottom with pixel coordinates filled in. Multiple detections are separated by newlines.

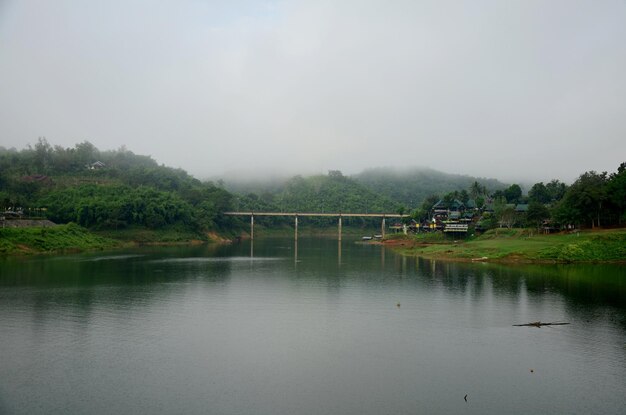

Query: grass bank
left=94, top=225, right=208, bottom=244
left=0, top=220, right=245, bottom=255
left=0, top=223, right=121, bottom=255
left=396, top=228, right=626, bottom=263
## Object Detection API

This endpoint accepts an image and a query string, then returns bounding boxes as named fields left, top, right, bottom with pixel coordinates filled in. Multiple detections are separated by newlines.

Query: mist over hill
left=221, top=166, right=509, bottom=209
left=353, top=167, right=509, bottom=207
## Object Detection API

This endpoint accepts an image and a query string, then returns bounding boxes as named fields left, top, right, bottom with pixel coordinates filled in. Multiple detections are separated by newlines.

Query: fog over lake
left=1, top=0, right=625, bottom=182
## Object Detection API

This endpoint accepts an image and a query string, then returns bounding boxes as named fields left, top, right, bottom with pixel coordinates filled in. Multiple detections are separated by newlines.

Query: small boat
left=362, top=236, right=373, bottom=240
left=373, top=234, right=383, bottom=239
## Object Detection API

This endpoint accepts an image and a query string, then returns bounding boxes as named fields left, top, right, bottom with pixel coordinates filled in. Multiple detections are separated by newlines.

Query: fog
left=1, top=0, right=625, bottom=183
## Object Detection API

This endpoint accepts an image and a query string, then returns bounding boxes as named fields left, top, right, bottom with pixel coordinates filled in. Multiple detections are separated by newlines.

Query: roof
left=515, top=204, right=529, bottom=212
left=432, top=199, right=465, bottom=211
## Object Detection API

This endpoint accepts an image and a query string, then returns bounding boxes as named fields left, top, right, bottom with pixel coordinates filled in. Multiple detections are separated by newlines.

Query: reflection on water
left=0, top=238, right=625, bottom=415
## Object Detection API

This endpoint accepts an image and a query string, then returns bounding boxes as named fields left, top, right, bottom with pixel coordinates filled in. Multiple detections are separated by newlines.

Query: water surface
left=1, top=238, right=625, bottom=414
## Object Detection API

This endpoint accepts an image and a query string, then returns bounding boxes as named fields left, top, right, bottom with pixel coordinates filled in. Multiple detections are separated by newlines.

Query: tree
left=504, top=184, right=522, bottom=204
left=459, top=189, right=469, bottom=204
left=469, top=181, right=488, bottom=199
left=606, top=162, right=626, bottom=224
left=34, top=137, right=53, bottom=173
left=558, top=171, right=608, bottom=228
left=75, top=141, right=98, bottom=167
left=545, top=179, right=567, bottom=202
left=492, top=189, right=506, bottom=201
left=526, top=201, right=550, bottom=228
left=494, top=197, right=515, bottom=228
left=528, top=182, right=551, bottom=204
left=475, top=196, right=485, bottom=209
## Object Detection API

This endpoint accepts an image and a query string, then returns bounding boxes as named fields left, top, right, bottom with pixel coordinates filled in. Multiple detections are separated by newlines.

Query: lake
left=1, top=237, right=625, bottom=414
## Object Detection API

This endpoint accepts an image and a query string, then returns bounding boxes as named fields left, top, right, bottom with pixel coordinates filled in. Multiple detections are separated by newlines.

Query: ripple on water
left=80, top=254, right=146, bottom=262
left=147, top=257, right=285, bottom=264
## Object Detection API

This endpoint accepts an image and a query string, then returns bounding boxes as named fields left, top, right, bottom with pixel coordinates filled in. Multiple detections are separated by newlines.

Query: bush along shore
left=390, top=228, right=626, bottom=264
left=0, top=221, right=241, bottom=255
left=0, top=223, right=121, bottom=255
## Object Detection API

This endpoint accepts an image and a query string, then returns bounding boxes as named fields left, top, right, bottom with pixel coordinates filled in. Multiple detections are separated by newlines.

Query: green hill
left=353, top=167, right=508, bottom=207
left=0, top=139, right=241, bottom=241
left=231, top=171, right=400, bottom=228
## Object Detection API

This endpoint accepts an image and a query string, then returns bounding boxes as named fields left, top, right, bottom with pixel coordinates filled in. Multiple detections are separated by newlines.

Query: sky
left=1, top=0, right=625, bottom=184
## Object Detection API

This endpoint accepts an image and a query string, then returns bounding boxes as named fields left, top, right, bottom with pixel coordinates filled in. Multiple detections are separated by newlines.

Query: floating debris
left=464, top=394, right=468, bottom=402
left=513, top=321, right=570, bottom=327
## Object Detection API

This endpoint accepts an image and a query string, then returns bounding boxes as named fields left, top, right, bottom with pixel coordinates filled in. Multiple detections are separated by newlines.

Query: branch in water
left=513, top=321, right=570, bottom=327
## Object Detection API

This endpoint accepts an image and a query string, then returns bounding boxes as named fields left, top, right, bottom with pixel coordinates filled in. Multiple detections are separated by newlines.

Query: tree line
left=234, top=170, right=400, bottom=228
left=0, top=139, right=238, bottom=235
left=2, top=139, right=624, bottom=233
left=410, top=162, right=625, bottom=230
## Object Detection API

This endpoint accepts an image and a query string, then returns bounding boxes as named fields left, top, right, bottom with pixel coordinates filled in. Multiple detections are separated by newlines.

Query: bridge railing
left=223, top=212, right=408, bottom=218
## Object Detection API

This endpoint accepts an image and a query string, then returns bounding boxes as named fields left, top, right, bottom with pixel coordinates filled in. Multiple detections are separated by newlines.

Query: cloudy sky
left=1, top=0, right=625, bottom=183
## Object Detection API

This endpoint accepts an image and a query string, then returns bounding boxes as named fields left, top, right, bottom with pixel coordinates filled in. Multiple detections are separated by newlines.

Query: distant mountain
left=223, top=166, right=508, bottom=214
left=235, top=171, right=399, bottom=214
left=220, top=175, right=291, bottom=196
left=352, top=167, right=508, bottom=207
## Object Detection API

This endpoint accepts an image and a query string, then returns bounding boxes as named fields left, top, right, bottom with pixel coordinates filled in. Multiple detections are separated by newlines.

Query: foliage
left=494, top=197, right=516, bottom=228
left=553, top=171, right=609, bottom=228
left=503, top=184, right=522, bottom=204
left=537, top=232, right=626, bottom=262
left=0, top=223, right=119, bottom=254
left=528, top=179, right=567, bottom=204
left=606, top=162, right=626, bottom=224
left=0, top=141, right=239, bottom=238
left=353, top=167, right=507, bottom=208
left=233, top=171, right=400, bottom=228
left=525, top=201, right=550, bottom=228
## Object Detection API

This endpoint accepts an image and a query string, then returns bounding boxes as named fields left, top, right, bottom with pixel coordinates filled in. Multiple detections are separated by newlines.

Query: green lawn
left=402, top=228, right=626, bottom=263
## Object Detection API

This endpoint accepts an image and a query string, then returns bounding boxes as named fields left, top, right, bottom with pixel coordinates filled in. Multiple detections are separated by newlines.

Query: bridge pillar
left=294, top=214, right=298, bottom=241
left=250, top=214, right=254, bottom=241
left=338, top=216, right=342, bottom=241
left=338, top=239, right=342, bottom=266
left=381, top=216, right=386, bottom=240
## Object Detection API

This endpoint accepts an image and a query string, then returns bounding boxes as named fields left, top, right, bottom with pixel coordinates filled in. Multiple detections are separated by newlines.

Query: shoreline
left=0, top=224, right=376, bottom=256
left=3, top=224, right=626, bottom=265
left=378, top=228, right=626, bottom=264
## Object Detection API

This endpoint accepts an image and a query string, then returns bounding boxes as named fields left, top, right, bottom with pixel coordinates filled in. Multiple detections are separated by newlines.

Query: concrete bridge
left=223, top=211, right=409, bottom=240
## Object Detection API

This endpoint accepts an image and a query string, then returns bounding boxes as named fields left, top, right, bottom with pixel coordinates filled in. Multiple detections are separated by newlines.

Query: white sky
left=1, top=0, right=625, bottom=183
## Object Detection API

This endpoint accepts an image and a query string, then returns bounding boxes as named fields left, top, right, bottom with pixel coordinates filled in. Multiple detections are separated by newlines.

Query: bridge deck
left=224, top=212, right=408, bottom=218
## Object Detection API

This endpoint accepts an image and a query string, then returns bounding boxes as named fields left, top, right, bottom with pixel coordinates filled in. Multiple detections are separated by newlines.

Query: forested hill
left=223, top=167, right=508, bottom=210
left=235, top=171, right=399, bottom=214
left=353, top=167, right=508, bottom=206
left=0, top=139, right=238, bottom=239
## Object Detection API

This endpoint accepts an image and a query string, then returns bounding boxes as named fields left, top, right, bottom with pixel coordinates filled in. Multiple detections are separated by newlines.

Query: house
left=427, top=199, right=468, bottom=231
left=431, top=199, right=465, bottom=214
left=89, top=161, right=106, bottom=170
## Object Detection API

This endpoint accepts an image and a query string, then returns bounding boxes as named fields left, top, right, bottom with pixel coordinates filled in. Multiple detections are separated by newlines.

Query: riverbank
left=0, top=222, right=240, bottom=255
left=0, top=223, right=122, bottom=255
left=391, top=228, right=626, bottom=263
